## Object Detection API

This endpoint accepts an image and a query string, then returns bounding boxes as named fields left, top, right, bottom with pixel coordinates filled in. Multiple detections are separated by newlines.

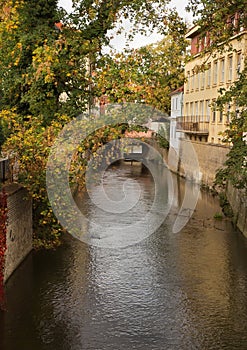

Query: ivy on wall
left=0, top=189, right=7, bottom=311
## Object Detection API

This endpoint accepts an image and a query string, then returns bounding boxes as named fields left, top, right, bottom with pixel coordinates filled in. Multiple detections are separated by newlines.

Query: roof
left=185, top=25, right=200, bottom=39
left=169, top=86, right=184, bottom=96
left=54, top=22, right=63, bottom=31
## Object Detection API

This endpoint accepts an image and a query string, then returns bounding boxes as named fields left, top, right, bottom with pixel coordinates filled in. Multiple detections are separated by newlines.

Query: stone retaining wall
left=168, top=139, right=230, bottom=187
left=167, top=139, right=247, bottom=238
left=226, top=182, right=247, bottom=238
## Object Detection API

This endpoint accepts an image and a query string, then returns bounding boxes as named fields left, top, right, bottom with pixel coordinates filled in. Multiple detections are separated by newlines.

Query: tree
left=0, top=0, right=185, bottom=122
left=95, top=34, right=186, bottom=114
left=0, top=110, right=71, bottom=247
left=215, top=65, right=247, bottom=193
left=0, top=0, right=184, bottom=247
left=0, top=0, right=60, bottom=116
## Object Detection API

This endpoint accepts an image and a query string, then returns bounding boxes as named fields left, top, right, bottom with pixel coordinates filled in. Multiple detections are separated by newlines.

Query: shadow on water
left=1, top=162, right=247, bottom=349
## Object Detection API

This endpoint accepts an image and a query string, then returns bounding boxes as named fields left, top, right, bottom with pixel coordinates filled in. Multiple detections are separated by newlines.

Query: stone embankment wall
left=4, top=184, right=32, bottom=282
left=167, top=139, right=247, bottom=238
left=146, top=139, right=169, bottom=164
left=226, top=182, right=247, bottom=238
left=168, top=139, right=229, bottom=188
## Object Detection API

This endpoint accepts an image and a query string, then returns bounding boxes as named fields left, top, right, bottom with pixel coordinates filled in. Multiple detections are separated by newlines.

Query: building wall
left=168, top=91, right=184, bottom=172
left=171, top=92, right=183, bottom=118
left=4, top=184, right=32, bottom=282
left=170, top=91, right=184, bottom=149
left=150, top=121, right=165, bottom=133
left=184, top=31, right=247, bottom=144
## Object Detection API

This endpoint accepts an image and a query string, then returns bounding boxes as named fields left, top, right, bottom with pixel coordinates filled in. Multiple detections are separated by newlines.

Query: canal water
left=1, top=162, right=247, bottom=350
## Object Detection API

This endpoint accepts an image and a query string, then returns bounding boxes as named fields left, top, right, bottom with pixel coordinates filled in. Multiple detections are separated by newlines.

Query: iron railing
left=176, top=116, right=209, bottom=135
left=0, top=158, right=9, bottom=182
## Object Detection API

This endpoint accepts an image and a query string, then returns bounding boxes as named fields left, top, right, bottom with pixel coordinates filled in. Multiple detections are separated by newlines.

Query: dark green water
left=1, top=163, right=247, bottom=350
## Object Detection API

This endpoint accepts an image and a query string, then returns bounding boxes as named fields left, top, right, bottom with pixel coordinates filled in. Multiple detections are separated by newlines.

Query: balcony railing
left=176, top=116, right=209, bottom=135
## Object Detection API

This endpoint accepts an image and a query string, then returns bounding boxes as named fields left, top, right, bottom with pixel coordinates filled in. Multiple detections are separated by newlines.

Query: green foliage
left=0, top=109, right=70, bottom=247
left=157, top=135, right=169, bottom=149
left=0, top=0, right=186, bottom=120
left=214, top=212, right=223, bottom=220
left=0, top=0, right=187, bottom=247
left=0, top=0, right=61, bottom=116
left=214, top=64, right=247, bottom=193
left=69, top=0, right=178, bottom=41
left=156, top=125, right=169, bottom=149
left=95, top=33, right=187, bottom=114
left=218, top=193, right=234, bottom=218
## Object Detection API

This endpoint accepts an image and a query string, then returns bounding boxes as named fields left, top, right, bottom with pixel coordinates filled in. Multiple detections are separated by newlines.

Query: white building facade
left=170, top=87, right=184, bottom=152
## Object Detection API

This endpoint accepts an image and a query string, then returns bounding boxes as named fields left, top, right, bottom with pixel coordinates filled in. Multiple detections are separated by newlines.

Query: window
left=213, top=61, right=218, bottom=85
left=207, top=64, right=211, bottom=87
left=196, top=73, right=200, bottom=90
left=186, top=72, right=190, bottom=91
left=194, top=73, right=198, bottom=90
left=201, top=71, right=205, bottom=89
left=190, top=102, right=194, bottom=116
left=175, top=97, right=178, bottom=110
left=212, top=110, right=216, bottom=122
left=239, top=12, right=245, bottom=32
left=195, top=101, right=199, bottom=120
left=206, top=100, right=210, bottom=121
left=226, top=104, right=231, bottom=123
left=200, top=100, right=204, bottom=120
left=220, top=59, right=225, bottom=83
left=185, top=103, right=189, bottom=116
left=199, top=38, right=203, bottom=52
left=230, top=15, right=237, bottom=28
left=236, top=52, right=242, bottom=78
left=219, top=110, right=223, bottom=123
left=228, top=56, right=233, bottom=81
left=191, top=74, right=195, bottom=90
left=212, top=100, right=216, bottom=122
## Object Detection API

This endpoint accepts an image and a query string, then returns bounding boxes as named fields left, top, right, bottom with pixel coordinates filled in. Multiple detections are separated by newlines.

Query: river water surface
left=1, top=163, right=247, bottom=350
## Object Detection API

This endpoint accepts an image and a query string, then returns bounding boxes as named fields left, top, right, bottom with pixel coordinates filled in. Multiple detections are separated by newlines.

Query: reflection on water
left=1, top=162, right=247, bottom=350
left=76, top=162, right=173, bottom=248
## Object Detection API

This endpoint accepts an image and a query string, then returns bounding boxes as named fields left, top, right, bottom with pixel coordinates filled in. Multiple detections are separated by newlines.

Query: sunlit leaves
left=95, top=34, right=186, bottom=113
left=0, top=109, right=70, bottom=246
left=0, top=0, right=188, bottom=247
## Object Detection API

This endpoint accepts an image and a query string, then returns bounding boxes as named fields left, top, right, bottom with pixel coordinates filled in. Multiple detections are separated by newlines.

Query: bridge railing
left=0, top=158, right=10, bottom=183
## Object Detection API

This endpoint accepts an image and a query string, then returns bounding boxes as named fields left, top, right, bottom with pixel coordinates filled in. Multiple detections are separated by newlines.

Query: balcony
left=176, top=116, right=209, bottom=135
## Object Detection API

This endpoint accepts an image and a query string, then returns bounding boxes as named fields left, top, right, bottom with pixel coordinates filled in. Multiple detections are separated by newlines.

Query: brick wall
left=4, top=184, right=32, bottom=282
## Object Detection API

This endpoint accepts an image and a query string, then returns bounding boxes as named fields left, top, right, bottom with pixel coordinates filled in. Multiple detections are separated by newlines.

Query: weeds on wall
left=0, top=189, right=7, bottom=311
